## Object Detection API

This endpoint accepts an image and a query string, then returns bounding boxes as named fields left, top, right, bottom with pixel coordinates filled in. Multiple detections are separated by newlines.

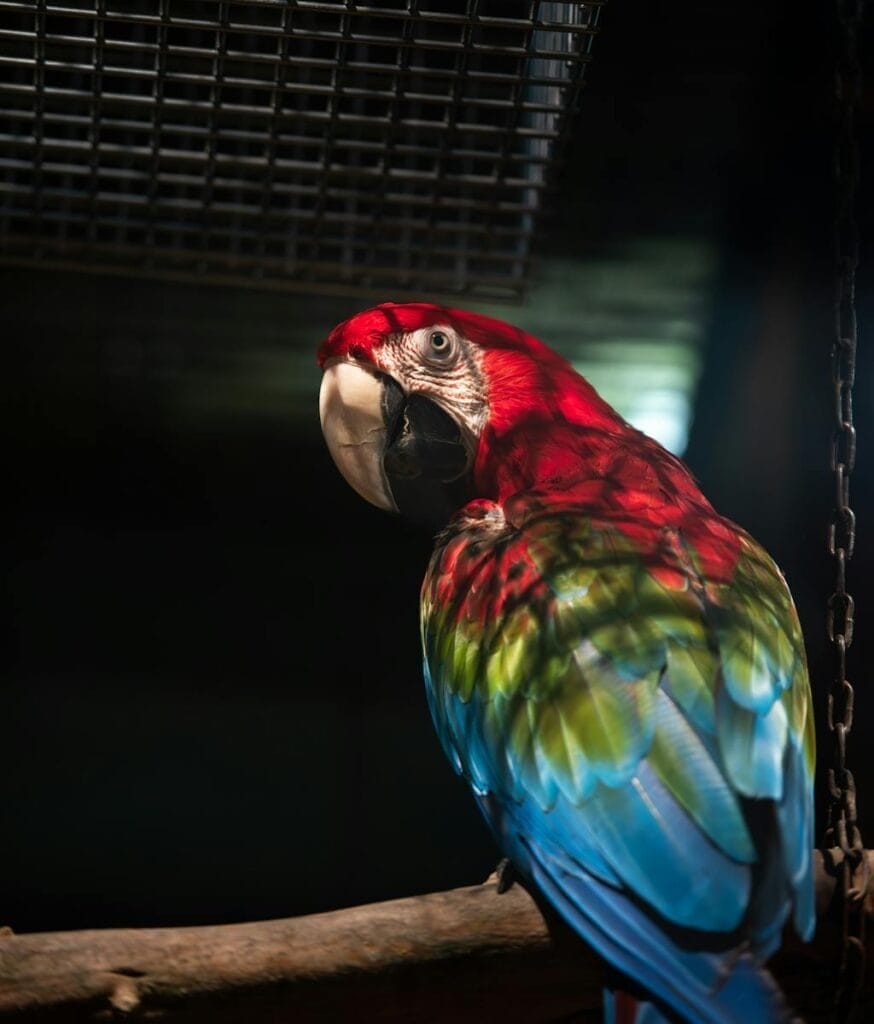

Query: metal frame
left=0, top=1, right=602, bottom=299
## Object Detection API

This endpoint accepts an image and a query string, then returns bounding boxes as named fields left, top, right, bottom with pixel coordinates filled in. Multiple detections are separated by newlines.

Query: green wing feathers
left=423, top=504, right=814, bottom=882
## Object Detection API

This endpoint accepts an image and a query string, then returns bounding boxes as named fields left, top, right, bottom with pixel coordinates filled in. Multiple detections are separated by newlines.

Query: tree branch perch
left=1, top=851, right=872, bottom=1022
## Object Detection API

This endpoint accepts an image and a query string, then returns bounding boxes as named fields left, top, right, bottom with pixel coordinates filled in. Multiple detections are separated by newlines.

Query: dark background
left=5, top=0, right=874, bottom=934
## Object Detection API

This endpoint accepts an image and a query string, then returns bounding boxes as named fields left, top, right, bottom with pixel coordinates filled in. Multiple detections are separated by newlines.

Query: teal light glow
left=477, top=241, right=713, bottom=455
left=166, top=239, right=713, bottom=457
left=571, top=340, right=701, bottom=455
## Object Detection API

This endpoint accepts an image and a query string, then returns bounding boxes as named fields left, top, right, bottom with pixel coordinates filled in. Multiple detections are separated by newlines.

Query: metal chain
left=823, top=2, right=867, bottom=1021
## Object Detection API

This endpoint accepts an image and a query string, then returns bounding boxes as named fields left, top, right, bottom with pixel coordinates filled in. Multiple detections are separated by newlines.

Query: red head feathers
left=318, top=301, right=622, bottom=436
left=318, top=301, right=557, bottom=367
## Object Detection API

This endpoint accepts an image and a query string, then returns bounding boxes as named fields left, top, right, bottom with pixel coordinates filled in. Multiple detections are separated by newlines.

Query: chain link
left=822, top=2, right=867, bottom=1021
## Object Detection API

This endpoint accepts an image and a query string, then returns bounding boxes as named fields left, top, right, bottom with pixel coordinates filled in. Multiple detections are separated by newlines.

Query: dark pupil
left=430, top=332, right=448, bottom=351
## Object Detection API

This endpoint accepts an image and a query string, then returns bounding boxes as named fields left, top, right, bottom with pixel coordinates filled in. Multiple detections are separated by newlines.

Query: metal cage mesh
left=0, top=0, right=601, bottom=299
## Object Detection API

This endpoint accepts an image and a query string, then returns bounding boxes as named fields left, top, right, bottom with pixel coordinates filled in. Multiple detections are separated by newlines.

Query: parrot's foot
left=495, top=857, right=516, bottom=894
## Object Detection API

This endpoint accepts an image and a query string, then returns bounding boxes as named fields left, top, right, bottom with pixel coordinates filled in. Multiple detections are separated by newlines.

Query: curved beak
left=319, top=360, right=472, bottom=529
left=319, top=361, right=397, bottom=512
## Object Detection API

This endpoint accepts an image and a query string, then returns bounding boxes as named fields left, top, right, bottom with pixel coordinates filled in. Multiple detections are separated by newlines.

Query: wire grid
left=0, top=0, right=602, bottom=300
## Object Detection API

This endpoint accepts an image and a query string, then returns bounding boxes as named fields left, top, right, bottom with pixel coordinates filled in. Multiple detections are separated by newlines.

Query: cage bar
left=0, top=0, right=602, bottom=299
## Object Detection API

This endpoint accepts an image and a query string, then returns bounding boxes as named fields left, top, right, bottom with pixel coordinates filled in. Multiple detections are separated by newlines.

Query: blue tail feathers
left=603, top=960, right=795, bottom=1024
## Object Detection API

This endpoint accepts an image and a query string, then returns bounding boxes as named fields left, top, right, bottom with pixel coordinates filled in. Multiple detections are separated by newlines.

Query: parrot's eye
left=420, top=328, right=457, bottom=366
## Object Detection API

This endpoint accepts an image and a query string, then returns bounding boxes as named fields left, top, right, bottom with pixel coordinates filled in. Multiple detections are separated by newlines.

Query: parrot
left=317, top=302, right=815, bottom=1024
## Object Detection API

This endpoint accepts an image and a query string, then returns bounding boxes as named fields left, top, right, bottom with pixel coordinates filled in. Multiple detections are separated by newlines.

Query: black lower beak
left=380, top=376, right=471, bottom=530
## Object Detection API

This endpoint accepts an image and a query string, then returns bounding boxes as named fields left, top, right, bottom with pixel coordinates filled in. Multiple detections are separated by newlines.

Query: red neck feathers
left=473, top=340, right=627, bottom=500
left=437, top=309, right=740, bottom=584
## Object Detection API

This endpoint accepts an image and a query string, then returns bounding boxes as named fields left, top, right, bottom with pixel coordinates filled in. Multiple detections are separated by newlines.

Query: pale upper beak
left=319, top=361, right=397, bottom=512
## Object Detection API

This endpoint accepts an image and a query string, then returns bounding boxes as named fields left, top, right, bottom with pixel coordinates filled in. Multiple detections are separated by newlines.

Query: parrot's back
left=421, top=493, right=815, bottom=1024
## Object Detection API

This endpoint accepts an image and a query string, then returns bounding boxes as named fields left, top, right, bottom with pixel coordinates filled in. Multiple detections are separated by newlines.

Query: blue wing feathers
left=650, top=689, right=755, bottom=863
left=518, top=828, right=794, bottom=1024
left=517, top=825, right=795, bottom=1024
left=780, top=743, right=816, bottom=942
left=454, top=688, right=755, bottom=933
left=715, top=683, right=788, bottom=800
left=580, top=764, right=751, bottom=931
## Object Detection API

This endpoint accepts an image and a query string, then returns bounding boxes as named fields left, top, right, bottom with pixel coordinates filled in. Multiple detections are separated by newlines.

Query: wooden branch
left=1, top=851, right=872, bottom=1023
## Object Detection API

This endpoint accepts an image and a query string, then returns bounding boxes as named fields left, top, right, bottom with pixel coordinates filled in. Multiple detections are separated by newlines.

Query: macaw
left=317, top=302, right=815, bottom=1024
